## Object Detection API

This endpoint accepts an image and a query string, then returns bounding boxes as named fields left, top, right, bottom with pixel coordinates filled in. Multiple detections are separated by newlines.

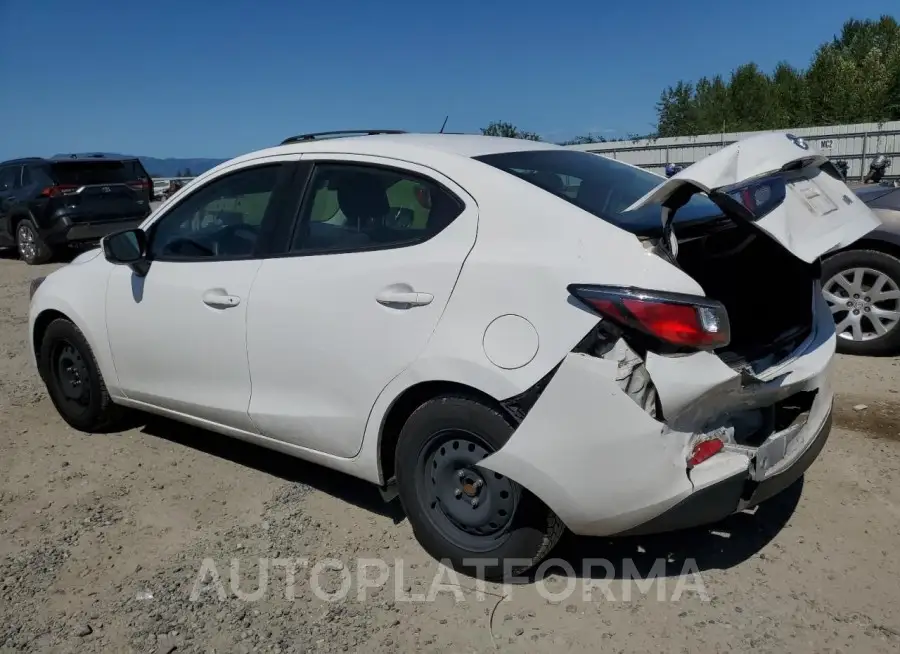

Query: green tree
left=656, top=81, right=698, bottom=137
left=770, top=62, right=810, bottom=128
left=559, top=134, right=607, bottom=145
left=693, top=75, right=732, bottom=134
left=480, top=121, right=542, bottom=141
left=654, top=15, right=900, bottom=135
left=727, top=63, right=777, bottom=131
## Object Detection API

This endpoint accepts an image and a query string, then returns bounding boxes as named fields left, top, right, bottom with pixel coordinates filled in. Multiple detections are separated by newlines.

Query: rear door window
left=17, top=166, right=31, bottom=188
left=0, top=167, right=17, bottom=191
left=50, top=160, right=135, bottom=186
left=290, top=163, right=464, bottom=253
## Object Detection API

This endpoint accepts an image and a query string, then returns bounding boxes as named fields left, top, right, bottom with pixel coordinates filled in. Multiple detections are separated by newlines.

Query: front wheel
left=395, top=395, right=564, bottom=580
left=822, top=249, right=900, bottom=356
left=38, top=318, right=125, bottom=432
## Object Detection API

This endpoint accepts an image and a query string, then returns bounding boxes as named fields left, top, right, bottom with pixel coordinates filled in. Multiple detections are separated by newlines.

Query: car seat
left=335, top=173, right=390, bottom=230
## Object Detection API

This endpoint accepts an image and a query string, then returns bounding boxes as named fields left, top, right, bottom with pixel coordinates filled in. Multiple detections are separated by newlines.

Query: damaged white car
left=28, top=130, right=879, bottom=580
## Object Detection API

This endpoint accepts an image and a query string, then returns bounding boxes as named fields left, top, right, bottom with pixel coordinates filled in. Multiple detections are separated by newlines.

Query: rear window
left=474, top=149, right=720, bottom=233
left=50, top=160, right=144, bottom=186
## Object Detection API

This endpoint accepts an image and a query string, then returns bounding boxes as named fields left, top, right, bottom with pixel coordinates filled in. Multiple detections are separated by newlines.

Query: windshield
left=473, top=149, right=721, bottom=234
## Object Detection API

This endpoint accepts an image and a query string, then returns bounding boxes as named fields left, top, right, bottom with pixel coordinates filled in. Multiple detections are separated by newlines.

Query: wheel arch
left=32, top=308, right=72, bottom=363
left=10, top=207, right=41, bottom=229
left=825, top=236, right=900, bottom=262
left=376, top=380, right=514, bottom=485
left=29, top=276, right=122, bottom=397
left=6, top=209, right=33, bottom=242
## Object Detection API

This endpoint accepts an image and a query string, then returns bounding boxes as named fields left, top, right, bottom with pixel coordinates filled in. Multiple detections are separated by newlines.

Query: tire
left=15, top=218, right=54, bottom=265
left=821, top=248, right=900, bottom=356
left=37, top=318, right=125, bottom=432
left=395, top=395, right=564, bottom=581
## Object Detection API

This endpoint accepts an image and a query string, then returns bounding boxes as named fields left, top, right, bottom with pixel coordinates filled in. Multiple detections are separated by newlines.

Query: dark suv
left=0, top=155, right=153, bottom=264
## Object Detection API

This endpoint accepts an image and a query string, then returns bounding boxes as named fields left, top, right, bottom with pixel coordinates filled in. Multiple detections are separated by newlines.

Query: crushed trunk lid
left=625, top=133, right=882, bottom=263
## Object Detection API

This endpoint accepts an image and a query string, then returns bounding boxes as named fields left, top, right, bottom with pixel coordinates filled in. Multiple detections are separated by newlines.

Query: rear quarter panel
left=408, top=165, right=706, bottom=398
left=356, top=157, right=706, bottom=482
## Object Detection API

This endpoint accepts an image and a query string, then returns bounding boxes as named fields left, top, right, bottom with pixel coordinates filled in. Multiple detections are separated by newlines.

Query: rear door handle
left=202, top=289, right=241, bottom=308
left=375, top=290, right=434, bottom=307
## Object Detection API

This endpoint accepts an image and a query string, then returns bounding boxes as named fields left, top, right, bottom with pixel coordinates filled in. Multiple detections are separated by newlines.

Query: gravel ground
left=2, top=252, right=900, bottom=653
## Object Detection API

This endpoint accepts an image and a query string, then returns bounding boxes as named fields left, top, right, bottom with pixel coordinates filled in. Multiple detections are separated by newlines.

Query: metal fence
left=563, top=120, right=900, bottom=181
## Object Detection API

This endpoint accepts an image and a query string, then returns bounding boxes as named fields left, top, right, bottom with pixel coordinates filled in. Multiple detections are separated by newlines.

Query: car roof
left=1, top=156, right=141, bottom=165
left=0, top=157, right=45, bottom=166
left=228, top=133, right=563, bottom=168
left=46, top=156, right=139, bottom=163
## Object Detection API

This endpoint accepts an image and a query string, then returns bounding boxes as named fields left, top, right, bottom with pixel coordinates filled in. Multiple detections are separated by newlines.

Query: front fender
left=28, top=260, right=119, bottom=396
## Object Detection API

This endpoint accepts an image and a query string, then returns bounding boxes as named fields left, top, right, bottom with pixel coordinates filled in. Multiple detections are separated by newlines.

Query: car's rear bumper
left=478, top=329, right=835, bottom=537
left=42, top=216, right=148, bottom=245
left=615, top=401, right=832, bottom=536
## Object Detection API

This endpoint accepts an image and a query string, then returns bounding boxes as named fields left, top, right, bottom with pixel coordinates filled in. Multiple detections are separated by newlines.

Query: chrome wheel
left=823, top=267, right=900, bottom=342
left=16, top=223, right=37, bottom=262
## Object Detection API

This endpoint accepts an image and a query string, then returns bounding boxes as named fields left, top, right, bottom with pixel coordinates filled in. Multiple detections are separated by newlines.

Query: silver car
left=822, top=180, right=900, bottom=355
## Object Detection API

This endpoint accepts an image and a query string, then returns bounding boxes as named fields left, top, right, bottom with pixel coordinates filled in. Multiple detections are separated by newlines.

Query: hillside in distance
left=54, top=152, right=228, bottom=177
left=138, top=155, right=228, bottom=177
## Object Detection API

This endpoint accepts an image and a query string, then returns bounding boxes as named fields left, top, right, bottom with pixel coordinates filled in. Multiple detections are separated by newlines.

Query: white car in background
left=28, top=130, right=879, bottom=579
left=152, top=178, right=170, bottom=200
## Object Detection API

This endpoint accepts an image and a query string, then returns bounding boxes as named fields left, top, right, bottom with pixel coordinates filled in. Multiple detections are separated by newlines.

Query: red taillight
left=622, top=299, right=722, bottom=348
left=715, top=174, right=786, bottom=219
left=127, top=179, right=149, bottom=191
left=740, top=188, right=755, bottom=212
left=40, top=185, right=78, bottom=198
left=568, top=285, right=731, bottom=351
left=687, top=438, right=724, bottom=468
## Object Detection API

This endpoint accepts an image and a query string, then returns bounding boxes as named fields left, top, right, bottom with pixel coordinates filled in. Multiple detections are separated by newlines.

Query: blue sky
left=0, top=0, right=896, bottom=160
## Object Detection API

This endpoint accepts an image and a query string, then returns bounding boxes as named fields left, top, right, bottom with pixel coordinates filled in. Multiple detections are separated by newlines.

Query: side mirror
left=102, top=228, right=150, bottom=276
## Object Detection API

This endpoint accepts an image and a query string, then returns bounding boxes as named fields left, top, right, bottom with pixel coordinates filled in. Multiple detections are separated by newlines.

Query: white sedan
left=28, top=130, right=879, bottom=579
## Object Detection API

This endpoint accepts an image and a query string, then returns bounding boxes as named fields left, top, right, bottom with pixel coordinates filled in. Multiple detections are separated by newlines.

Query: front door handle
left=375, top=290, right=434, bottom=307
left=202, top=289, right=241, bottom=308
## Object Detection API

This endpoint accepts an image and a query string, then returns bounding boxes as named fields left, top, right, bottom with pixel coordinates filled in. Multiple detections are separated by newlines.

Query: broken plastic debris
left=135, top=590, right=154, bottom=600
left=853, top=404, right=868, bottom=411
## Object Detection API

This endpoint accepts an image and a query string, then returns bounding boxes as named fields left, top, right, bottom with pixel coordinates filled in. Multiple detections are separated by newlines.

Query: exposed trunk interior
left=674, top=218, right=818, bottom=369
left=725, top=390, right=817, bottom=447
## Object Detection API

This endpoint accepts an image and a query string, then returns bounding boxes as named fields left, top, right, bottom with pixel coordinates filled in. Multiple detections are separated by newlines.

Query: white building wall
left=564, top=120, right=900, bottom=180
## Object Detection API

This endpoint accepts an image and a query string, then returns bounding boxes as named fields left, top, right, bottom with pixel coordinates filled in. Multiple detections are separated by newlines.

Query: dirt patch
left=2, top=256, right=900, bottom=653
left=833, top=396, right=900, bottom=441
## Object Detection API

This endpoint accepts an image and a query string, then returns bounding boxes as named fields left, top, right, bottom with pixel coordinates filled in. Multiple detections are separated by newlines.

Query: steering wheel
left=210, top=222, right=261, bottom=256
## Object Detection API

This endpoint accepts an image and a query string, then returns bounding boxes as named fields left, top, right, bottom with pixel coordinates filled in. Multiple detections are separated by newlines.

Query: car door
left=105, top=157, right=300, bottom=431
left=246, top=155, right=478, bottom=458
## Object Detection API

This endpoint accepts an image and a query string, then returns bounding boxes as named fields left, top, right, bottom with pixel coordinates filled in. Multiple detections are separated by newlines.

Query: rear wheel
left=822, top=249, right=900, bottom=356
left=38, top=318, right=125, bottom=432
left=16, top=218, right=54, bottom=265
left=395, top=395, right=564, bottom=580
